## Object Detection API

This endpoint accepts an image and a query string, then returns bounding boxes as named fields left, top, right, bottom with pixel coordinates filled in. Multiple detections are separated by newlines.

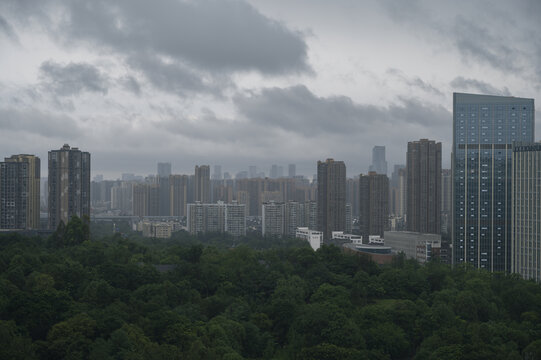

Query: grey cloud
left=62, top=0, right=310, bottom=75
left=126, top=53, right=230, bottom=97
left=387, top=68, right=443, bottom=96
left=233, top=85, right=450, bottom=137
left=0, top=107, right=82, bottom=138
left=450, top=76, right=511, bottom=96
left=0, top=15, right=18, bottom=42
left=452, top=16, right=519, bottom=73
left=39, top=61, right=109, bottom=96
left=118, top=76, right=141, bottom=95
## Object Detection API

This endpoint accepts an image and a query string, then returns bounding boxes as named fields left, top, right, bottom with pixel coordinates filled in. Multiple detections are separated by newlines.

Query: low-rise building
left=384, top=231, right=441, bottom=263
left=296, top=227, right=323, bottom=251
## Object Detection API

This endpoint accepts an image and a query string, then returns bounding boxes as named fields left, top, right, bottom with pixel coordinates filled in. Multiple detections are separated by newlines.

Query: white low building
left=296, top=227, right=323, bottom=250
left=332, top=231, right=362, bottom=244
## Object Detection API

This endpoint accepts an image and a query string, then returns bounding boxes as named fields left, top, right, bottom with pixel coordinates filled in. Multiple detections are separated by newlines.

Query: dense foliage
left=1, top=220, right=541, bottom=359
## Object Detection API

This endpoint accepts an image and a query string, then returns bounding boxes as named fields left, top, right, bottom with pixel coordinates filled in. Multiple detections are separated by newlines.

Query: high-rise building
left=511, top=142, right=541, bottom=281
left=170, top=175, right=188, bottom=217
left=369, top=146, right=387, bottom=175
left=346, top=177, right=360, bottom=217
left=212, top=165, right=222, bottom=180
left=0, top=154, right=40, bottom=229
left=194, top=165, right=210, bottom=203
left=345, top=203, right=352, bottom=234
left=111, top=182, right=133, bottom=215
left=132, top=183, right=159, bottom=217
left=441, top=169, right=452, bottom=235
left=452, top=93, right=534, bottom=271
left=288, top=164, right=296, bottom=178
left=187, top=201, right=245, bottom=237
left=317, top=159, right=346, bottom=241
left=158, top=176, right=170, bottom=216
left=48, top=144, right=90, bottom=229
left=262, top=201, right=285, bottom=237
left=407, top=139, right=442, bottom=234
left=359, top=172, right=389, bottom=239
left=391, top=168, right=406, bottom=217
left=157, top=162, right=172, bottom=178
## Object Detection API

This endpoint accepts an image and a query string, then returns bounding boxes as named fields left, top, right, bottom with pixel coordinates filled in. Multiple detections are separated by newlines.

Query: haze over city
left=1, top=0, right=540, bottom=178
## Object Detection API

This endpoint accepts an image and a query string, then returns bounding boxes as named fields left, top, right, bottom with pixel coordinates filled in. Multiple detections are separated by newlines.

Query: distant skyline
left=0, top=0, right=540, bottom=178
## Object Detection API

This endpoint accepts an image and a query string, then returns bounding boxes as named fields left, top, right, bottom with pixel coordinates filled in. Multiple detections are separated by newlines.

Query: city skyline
left=1, top=1, right=540, bottom=178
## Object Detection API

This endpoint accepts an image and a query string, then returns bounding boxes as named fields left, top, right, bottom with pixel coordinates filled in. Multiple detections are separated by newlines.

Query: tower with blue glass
left=452, top=93, right=534, bottom=272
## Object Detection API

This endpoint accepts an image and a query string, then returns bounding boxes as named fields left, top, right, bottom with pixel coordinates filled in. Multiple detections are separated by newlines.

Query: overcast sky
left=1, top=0, right=540, bottom=179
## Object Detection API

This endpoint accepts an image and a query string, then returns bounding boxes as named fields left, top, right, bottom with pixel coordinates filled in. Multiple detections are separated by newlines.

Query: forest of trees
left=1, top=217, right=541, bottom=359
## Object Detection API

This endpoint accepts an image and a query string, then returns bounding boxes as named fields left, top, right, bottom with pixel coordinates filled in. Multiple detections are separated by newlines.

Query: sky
left=1, top=0, right=540, bottom=179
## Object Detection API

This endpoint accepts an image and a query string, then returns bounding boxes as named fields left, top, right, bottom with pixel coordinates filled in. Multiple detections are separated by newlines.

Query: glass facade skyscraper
left=452, top=93, right=534, bottom=272
left=512, top=142, right=541, bottom=281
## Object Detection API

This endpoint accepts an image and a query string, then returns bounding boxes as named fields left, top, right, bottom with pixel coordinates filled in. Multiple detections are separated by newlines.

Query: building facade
left=317, top=159, right=346, bottom=241
left=407, top=139, right=442, bottom=234
left=369, top=145, right=387, bottom=175
left=511, top=143, right=541, bottom=281
left=48, top=144, right=90, bottom=229
left=359, top=172, right=389, bottom=239
left=194, top=165, right=210, bottom=203
left=452, top=93, right=534, bottom=271
left=187, top=201, right=245, bottom=237
left=0, top=154, right=40, bottom=229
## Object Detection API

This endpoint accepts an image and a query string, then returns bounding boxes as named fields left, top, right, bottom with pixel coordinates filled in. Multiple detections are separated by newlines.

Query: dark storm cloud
left=234, top=85, right=450, bottom=136
left=387, top=68, right=443, bottom=96
left=450, top=76, right=511, bottom=96
left=39, top=61, right=109, bottom=96
left=0, top=15, right=18, bottom=42
left=0, top=107, right=82, bottom=138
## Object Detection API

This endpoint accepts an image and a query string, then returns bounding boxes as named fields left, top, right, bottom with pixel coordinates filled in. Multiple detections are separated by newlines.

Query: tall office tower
left=369, top=145, right=388, bottom=175
left=262, top=201, right=285, bottom=237
left=346, top=177, right=360, bottom=217
left=48, top=144, right=90, bottom=229
left=288, top=164, right=296, bottom=178
left=452, top=93, right=534, bottom=271
left=248, top=166, right=257, bottom=179
left=0, top=155, right=40, bottom=229
left=317, top=159, right=346, bottom=241
left=359, top=172, right=389, bottom=240
left=170, top=175, right=188, bottom=217
left=194, top=165, right=210, bottom=203
left=406, top=139, right=442, bottom=234
left=511, top=142, right=541, bottom=280
left=441, top=169, right=452, bottom=234
left=212, top=165, right=222, bottom=180
left=157, top=162, right=172, bottom=178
